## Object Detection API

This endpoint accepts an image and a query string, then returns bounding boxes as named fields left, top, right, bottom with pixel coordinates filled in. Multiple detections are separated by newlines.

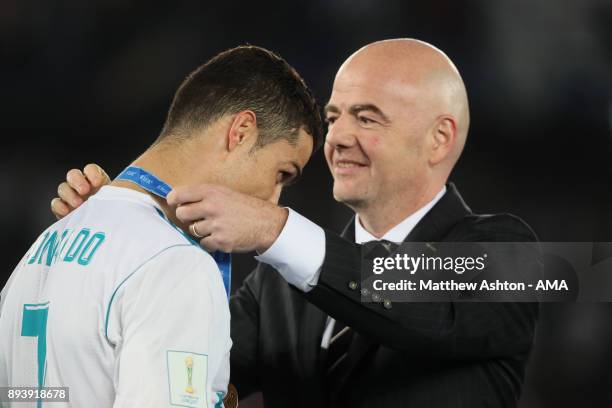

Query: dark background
left=1, top=0, right=611, bottom=406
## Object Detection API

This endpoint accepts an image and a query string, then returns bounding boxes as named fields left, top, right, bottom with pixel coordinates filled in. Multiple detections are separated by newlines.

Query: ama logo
left=535, top=280, right=568, bottom=290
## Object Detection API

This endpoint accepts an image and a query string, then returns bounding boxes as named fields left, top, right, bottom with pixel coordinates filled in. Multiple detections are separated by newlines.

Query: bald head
left=335, top=39, right=470, bottom=165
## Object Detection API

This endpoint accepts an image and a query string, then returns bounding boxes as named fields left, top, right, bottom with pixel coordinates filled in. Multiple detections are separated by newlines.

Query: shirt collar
left=354, top=186, right=447, bottom=244
left=93, top=185, right=162, bottom=211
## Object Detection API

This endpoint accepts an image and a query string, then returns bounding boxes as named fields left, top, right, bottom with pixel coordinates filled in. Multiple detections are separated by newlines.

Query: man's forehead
left=294, top=128, right=315, bottom=164
left=328, top=72, right=417, bottom=113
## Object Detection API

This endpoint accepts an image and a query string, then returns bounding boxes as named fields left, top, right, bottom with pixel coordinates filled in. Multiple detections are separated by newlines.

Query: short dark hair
left=158, top=45, right=323, bottom=152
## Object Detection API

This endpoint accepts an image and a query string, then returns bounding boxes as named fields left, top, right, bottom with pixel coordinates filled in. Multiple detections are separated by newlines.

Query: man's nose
left=326, top=116, right=357, bottom=149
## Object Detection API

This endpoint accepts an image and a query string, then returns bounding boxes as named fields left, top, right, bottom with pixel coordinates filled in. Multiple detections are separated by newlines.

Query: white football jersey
left=0, top=186, right=231, bottom=408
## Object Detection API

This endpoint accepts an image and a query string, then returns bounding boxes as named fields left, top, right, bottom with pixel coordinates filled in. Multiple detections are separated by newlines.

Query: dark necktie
left=325, top=321, right=353, bottom=376
left=323, top=240, right=398, bottom=383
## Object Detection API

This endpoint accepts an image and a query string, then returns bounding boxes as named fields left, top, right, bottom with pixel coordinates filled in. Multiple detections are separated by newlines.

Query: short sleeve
left=111, top=245, right=230, bottom=408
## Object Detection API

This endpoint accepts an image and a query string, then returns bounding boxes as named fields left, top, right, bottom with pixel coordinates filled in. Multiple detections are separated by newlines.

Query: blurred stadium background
left=1, top=0, right=611, bottom=406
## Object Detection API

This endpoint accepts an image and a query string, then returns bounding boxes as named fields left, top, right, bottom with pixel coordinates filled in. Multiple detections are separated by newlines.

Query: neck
left=355, top=183, right=444, bottom=238
left=110, top=143, right=212, bottom=232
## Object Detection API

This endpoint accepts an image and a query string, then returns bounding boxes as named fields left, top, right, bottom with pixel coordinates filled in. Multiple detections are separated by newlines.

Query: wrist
left=256, top=206, right=288, bottom=253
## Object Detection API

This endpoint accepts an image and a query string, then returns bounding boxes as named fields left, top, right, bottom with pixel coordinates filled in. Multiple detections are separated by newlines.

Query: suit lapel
left=336, top=183, right=472, bottom=390
left=405, top=183, right=472, bottom=242
left=340, top=215, right=356, bottom=241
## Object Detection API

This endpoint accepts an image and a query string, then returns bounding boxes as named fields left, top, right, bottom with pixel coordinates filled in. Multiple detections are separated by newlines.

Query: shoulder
left=148, top=242, right=214, bottom=262
left=120, top=205, right=200, bottom=250
left=448, top=213, right=539, bottom=242
left=107, top=245, right=226, bottom=319
left=139, top=244, right=220, bottom=281
left=88, top=198, right=204, bottom=265
left=104, top=245, right=228, bottom=344
left=113, top=244, right=222, bottom=302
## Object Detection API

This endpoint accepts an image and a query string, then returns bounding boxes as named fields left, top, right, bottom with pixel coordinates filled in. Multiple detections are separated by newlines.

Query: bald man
left=51, top=39, right=539, bottom=407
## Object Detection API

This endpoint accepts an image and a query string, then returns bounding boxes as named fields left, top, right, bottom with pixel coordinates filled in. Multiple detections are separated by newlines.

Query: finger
left=198, top=235, right=222, bottom=253
left=167, top=185, right=210, bottom=206
left=51, top=197, right=71, bottom=220
left=175, top=201, right=214, bottom=223
left=188, top=219, right=213, bottom=239
left=58, top=182, right=83, bottom=208
left=66, top=169, right=90, bottom=195
left=84, top=163, right=110, bottom=189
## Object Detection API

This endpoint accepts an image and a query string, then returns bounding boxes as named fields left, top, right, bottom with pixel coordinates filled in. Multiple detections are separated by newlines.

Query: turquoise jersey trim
left=154, top=208, right=201, bottom=247
left=104, top=244, right=193, bottom=343
left=153, top=209, right=232, bottom=298
left=215, top=391, right=225, bottom=408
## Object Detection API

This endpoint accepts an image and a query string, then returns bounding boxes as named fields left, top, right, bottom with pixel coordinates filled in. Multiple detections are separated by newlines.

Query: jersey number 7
left=21, top=302, right=49, bottom=408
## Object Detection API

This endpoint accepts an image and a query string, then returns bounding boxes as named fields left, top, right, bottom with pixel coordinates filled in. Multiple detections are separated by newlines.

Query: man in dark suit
left=52, top=39, right=539, bottom=407
left=227, top=183, right=538, bottom=408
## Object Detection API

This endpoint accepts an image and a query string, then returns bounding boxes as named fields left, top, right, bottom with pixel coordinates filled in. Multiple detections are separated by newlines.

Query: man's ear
left=429, top=116, right=456, bottom=166
left=227, top=110, right=258, bottom=151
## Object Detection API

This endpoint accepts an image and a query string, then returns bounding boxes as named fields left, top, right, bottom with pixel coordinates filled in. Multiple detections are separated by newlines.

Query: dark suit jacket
left=230, top=183, right=539, bottom=407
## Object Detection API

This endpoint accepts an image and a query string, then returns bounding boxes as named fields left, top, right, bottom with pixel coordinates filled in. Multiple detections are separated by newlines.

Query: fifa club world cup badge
left=185, top=356, right=194, bottom=394
left=167, top=350, right=208, bottom=408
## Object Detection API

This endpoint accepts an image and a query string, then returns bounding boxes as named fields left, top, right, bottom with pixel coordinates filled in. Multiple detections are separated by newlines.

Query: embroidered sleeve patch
left=167, top=350, right=208, bottom=408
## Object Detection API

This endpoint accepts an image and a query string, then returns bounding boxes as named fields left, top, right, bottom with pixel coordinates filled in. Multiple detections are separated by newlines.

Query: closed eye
left=358, top=116, right=376, bottom=125
left=325, top=116, right=338, bottom=125
left=277, top=171, right=298, bottom=186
